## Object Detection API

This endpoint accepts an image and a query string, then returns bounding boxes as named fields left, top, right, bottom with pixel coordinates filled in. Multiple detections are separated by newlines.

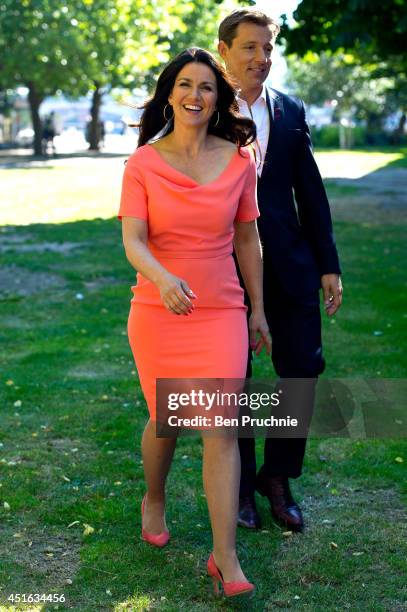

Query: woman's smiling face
left=168, top=62, right=218, bottom=128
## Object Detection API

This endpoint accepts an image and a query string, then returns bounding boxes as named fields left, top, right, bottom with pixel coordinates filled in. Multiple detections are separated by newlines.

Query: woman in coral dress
left=119, top=48, right=271, bottom=597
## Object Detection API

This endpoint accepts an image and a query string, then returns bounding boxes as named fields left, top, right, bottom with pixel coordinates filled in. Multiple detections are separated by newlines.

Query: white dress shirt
left=238, top=85, right=270, bottom=177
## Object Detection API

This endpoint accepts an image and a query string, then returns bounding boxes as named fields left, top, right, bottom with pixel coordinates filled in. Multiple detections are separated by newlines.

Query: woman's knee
left=202, top=434, right=238, bottom=453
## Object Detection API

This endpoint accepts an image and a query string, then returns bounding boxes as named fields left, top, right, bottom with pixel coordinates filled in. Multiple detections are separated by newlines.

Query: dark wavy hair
left=136, top=47, right=256, bottom=149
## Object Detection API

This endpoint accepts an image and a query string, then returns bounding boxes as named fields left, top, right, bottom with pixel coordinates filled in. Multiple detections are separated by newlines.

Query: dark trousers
left=239, top=276, right=325, bottom=497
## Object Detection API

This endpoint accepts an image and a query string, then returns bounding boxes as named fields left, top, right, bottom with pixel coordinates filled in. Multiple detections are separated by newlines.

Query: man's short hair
left=218, top=9, right=280, bottom=48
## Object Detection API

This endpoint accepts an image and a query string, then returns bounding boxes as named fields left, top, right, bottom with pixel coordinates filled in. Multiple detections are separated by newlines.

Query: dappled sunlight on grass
left=0, top=158, right=126, bottom=226
left=315, top=150, right=405, bottom=179
left=0, top=607, right=43, bottom=611
left=1, top=149, right=405, bottom=226
left=114, top=595, right=154, bottom=610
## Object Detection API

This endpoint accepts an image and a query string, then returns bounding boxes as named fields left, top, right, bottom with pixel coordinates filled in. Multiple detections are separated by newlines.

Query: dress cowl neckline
left=144, top=143, right=241, bottom=189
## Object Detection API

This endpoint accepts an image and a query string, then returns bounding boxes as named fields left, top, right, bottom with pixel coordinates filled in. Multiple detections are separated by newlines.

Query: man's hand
left=321, top=274, right=343, bottom=316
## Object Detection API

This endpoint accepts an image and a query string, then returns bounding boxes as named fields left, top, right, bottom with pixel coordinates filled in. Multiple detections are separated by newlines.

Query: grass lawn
left=0, top=150, right=406, bottom=610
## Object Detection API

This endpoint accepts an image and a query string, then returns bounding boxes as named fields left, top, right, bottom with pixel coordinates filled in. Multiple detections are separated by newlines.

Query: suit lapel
left=259, top=88, right=283, bottom=184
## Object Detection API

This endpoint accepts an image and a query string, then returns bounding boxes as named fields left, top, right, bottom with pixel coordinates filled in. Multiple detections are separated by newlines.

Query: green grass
left=0, top=148, right=405, bottom=227
left=0, top=153, right=406, bottom=610
left=0, top=158, right=124, bottom=225
left=322, top=181, right=361, bottom=197
left=314, top=147, right=407, bottom=169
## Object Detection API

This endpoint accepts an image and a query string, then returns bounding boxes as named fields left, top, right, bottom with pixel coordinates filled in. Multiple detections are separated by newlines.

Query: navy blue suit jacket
left=257, top=87, right=341, bottom=297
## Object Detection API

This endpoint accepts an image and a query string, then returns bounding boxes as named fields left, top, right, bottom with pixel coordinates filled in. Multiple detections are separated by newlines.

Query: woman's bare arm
left=121, top=217, right=196, bottom=315
left=234, top=220, right=271, bottom=355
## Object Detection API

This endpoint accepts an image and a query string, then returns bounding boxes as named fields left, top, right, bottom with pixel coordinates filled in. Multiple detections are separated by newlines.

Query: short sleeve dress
left=119, top=144, right=259, bottom=420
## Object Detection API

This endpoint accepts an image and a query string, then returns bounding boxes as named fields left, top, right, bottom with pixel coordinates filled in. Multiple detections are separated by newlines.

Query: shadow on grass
left=0, top=149, right=129, bottom=170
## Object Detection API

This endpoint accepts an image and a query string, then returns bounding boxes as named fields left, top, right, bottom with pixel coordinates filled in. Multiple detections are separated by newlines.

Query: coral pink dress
left=119, top=144, right=259, bottom=420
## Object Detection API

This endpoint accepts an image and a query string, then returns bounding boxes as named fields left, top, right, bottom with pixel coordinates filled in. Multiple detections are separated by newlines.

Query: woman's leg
left=141, top=418, right=177, bottom=534
left=203, top=435, right=248, bottom=583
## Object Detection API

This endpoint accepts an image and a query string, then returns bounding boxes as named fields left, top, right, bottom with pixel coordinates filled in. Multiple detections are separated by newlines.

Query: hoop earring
left=163, top=104, right=174, bottom=122
left=212, top=109, right=220, bottom=127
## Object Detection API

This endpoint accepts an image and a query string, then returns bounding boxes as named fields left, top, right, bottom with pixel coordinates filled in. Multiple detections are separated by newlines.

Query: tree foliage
left=281, top=0, right=407, bottom=141
left=281, top=0, right=407, bottom=70
left=0, top=0, right=253, bottom=153
left=137, top=0, right=253, bottom=92
left=286, top=52, right=398, bottom=123
left=0, top=0, right=188, bottom=153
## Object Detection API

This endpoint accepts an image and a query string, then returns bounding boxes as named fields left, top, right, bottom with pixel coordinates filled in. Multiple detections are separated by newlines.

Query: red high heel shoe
left=207, top=553, right=255, bottom=597
left=141, top=495, right=170, bottom=548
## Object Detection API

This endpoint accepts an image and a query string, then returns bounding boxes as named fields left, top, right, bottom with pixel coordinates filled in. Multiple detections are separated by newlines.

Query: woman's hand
left=249, top=309, right=271, bottom=355
left=156, top=273, right=197, bottom=315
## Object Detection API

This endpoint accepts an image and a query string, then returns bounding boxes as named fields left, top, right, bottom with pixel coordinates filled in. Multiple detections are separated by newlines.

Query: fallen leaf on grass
left=62, top=475, right=71, bottom=482
left=330, top=541, right=338, bottom=549
left=6, top=380, right=14, bottom=386
left=13, top=400, right=22, bottom=407
left=395, top=456, right=403, bottom=463
left=67, top=520, right=80, bottom=528
left=83, top=523, right=95, bottom=536
left=282, top=531, right=293, bottom=537
left=271, top=600, right=289, bottom=608
left=3, top=501, right=10, bottom=511
left=352, top=552, right=364, bottom=556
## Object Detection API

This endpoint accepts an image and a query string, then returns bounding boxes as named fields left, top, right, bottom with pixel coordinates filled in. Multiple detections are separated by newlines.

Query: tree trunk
left=392, top=112, right=406, bottom=145
left=339, top=123, right=346, bottom=149
left=365, top=112, right=382, bottom=145
left=87, top=83, right=103, bottom=151
left=27, top=83, right=43, bottom=156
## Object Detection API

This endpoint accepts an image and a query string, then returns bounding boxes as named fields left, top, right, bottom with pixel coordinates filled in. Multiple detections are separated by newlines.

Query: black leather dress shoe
left=256, top=474, right=304, bottom=532
left=238, top=496, right=262, bottom=530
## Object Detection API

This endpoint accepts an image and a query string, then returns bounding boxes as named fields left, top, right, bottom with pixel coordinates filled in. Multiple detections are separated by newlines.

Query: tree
left=132, top=0, right=253, bottom=93
left=72, top=0, right=190, bottom=150
left=0, top=0, right=189, bottom=154
left=286, top=52, right=397, bottom=139
left=280, top=0, right=407, bottom=141
left=0, top=1, right=89, bottom=154
left=281, top=0, right=407, bottom=68
left=82, top=0, right=255, bottom=144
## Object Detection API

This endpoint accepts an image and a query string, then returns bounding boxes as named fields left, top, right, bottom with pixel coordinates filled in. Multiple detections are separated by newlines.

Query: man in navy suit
left=218, top=9, right=343, bottom=532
